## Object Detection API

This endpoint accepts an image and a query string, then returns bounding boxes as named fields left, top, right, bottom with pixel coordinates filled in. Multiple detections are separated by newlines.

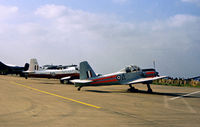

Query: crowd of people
left=153, top=77, right=200, bottom=87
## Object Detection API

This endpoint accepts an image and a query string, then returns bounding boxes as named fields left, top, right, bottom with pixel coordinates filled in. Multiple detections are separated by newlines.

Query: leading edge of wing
left=128, top=76, right=167, bottom=84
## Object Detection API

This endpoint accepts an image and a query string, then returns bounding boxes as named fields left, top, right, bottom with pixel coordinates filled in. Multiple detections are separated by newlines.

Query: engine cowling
left=142, top=69, right=159, bottom=78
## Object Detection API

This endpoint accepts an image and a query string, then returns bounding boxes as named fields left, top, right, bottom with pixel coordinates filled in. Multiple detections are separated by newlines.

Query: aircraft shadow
left=39, top=82, right=59, bottom=85
left=39, top=82, right=74, bottom=85
left=85, top=90, right=112, bottom=93
left=85, top=89, right=200, bottom=98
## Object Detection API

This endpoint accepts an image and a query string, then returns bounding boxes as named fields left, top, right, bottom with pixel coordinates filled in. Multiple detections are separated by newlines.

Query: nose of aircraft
left=142, top=69, right=158, bottom=77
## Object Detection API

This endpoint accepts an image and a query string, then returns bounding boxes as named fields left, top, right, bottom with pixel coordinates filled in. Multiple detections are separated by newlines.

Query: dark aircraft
left=0, top=61, right=29, bottom=77
left=71, top=61, right=166, bottom=92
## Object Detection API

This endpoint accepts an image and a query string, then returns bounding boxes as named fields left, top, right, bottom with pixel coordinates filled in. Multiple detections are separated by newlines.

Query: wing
left=127, top=76, right=167, bottom=84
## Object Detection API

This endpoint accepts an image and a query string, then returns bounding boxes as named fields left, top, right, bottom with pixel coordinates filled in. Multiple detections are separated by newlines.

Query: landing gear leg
left=128, top=84, right=138, bottom=92
left=146, top=83, right=153, bottom=93
left=77, top=86, right=82, bottom=91
left=25, top=74, right=28, bottom=79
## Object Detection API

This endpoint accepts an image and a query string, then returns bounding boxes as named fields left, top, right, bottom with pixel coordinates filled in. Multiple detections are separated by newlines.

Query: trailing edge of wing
left=70, top=79, right=92, bottom=84
left=128, top=76, right=167, bottom=84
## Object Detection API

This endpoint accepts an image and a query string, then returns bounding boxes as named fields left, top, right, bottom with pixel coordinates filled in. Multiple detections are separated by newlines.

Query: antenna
left=153, top=60, right=155, bottom=69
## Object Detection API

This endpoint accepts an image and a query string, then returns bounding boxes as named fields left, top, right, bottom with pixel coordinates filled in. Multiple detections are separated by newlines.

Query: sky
left=0, top=0, right=200, bottom=78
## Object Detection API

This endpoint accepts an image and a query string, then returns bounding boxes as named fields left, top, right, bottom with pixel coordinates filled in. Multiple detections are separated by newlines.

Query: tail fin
left=80, top=61, right=97, bottom=79
left=0, top=61, right=8, bottom=68
left=23, top=63, right=29, bottom=71
left=27, top=58, right=40, bottom=72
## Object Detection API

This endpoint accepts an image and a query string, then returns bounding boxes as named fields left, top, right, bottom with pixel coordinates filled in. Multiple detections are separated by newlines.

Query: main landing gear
left=25, top=74, right=28, bottom=79
left=60, top=79, right=64, bottom=84
left=146, top=83, right=153, bottom=93
left=128, top=83, right=153, bottom=93
left=128, top=84, right=138, bottom=92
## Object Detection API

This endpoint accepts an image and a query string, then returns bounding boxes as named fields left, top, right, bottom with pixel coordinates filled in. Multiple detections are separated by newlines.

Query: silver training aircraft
left=71, top=61, right=166, bottom=92
left=24, top=58, right=79, bottom=83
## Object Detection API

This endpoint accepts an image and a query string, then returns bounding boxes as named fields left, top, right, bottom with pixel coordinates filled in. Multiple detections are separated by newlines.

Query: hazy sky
left=0, top=0, right=200, bottom=78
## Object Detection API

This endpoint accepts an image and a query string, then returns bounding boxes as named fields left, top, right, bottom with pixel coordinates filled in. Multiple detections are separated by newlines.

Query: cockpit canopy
left=120, top=65, right=141, bottom=73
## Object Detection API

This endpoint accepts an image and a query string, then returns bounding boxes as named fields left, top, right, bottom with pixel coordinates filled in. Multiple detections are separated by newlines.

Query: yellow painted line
left=10, top=81, right=101, bottom=109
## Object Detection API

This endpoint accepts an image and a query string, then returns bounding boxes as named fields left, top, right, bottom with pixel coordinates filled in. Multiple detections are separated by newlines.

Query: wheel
left=146, top=83, right=153, bottom=93
left=147, top=88, right=153, bottom=93
left=60, top=80, right=64, bottom=84
left=128, top=87, right=138, bottom=92
left=64, top=80, right=69, bottom=84
left=78, top=87, right=81, bottom=91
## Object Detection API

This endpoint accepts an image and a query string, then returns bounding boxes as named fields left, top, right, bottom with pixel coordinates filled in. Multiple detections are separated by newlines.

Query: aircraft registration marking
left=10, top=81, right=101, bottom=109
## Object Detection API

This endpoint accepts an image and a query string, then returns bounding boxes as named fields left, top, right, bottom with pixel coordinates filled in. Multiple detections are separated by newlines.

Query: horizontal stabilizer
left=23, top=71, right=34, bottom=73
left=70, top=79, right=92, bottom=84
left=128, top=76, right=167, bottom=84
left=60, top=76, right=71, bottom=80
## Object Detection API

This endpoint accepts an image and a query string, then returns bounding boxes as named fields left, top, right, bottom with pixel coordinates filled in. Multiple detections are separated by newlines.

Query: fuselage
left=26, top=67, right=80, bottom=79
left=74, top=69, right=157, bottom=87
left=0, top=61, right=28, bottom=76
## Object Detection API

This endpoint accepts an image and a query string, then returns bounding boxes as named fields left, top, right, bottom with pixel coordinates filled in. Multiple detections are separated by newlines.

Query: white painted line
left=181, top=98, right=197, bottom=113
left=164, top=96, right=169, bottom=108
left=170, top=91, right=200, bottom=100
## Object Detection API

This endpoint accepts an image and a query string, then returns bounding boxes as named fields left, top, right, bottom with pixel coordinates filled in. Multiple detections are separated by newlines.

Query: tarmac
left=0, top=75, right=200, bottom=127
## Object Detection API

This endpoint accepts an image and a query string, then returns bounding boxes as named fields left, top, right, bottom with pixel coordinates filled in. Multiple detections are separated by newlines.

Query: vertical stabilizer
left=24, top=63, right=29, bottom=71
left=0, top=61, right=8, bottom=68
left=28, top=58, right=40, bottom=72
left=80, top=61, right=97, bottom=79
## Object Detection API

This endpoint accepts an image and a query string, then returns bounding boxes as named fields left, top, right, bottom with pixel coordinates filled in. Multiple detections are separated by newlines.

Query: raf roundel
left=116, top=75, right=121, bottom=80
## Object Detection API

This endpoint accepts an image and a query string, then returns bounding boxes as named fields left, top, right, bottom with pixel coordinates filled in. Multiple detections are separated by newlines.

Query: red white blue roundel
left=116, top=75, right=121, bottom=80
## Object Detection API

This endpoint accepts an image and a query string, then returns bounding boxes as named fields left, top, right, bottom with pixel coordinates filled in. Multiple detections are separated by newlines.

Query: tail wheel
left=78, top=86, right=82, bottom=91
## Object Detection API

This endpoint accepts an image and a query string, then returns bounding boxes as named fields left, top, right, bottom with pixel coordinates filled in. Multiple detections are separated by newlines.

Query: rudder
left=24, top=63, right=29, bottom=71
left=80, top=61, right=97, bottom=79
left=27, top=58, right=40, bottom=72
